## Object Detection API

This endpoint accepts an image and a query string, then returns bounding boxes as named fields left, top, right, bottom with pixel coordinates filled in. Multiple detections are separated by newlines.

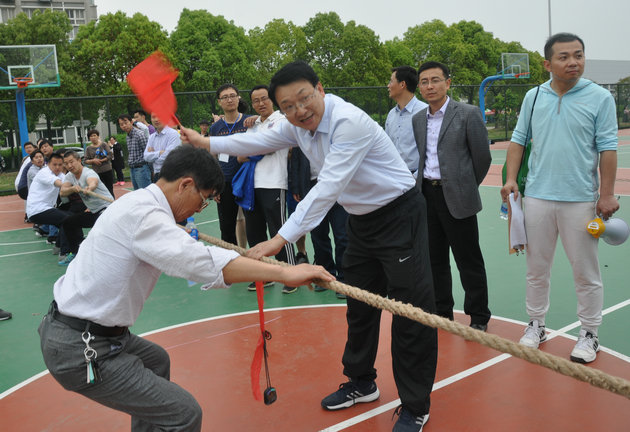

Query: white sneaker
left=519, top=320, right=547, bottom=348
left=570, top=330, right=600, bottom=363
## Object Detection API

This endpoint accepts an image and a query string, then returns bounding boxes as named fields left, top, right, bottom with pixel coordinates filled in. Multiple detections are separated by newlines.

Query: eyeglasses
left=219, top=94, right=239, bottom=101
left=419, top=78, right=446, bottom=87
left=252, top=95, right=270, bottom=105
left=280, top=89, right=317, bottom=116
left=194, top=185, right=214, bottom=211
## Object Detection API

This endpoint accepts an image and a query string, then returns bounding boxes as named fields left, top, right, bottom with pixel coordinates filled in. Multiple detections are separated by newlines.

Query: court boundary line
left=3, top=302, right=629, bottom=404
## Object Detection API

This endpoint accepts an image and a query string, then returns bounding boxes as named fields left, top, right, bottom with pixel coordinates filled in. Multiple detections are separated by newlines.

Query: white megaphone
left=586, top=217, right=630, bottom=246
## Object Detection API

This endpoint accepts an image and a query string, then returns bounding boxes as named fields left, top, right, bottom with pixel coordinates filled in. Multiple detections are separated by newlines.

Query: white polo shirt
left=26, top=166, right=64, bottom=218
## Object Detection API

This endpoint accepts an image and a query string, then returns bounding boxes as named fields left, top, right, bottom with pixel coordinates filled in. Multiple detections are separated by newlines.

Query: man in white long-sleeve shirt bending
left=38, top=145, right=333, bottom=432
left=181, top=61, right=437, bottom=432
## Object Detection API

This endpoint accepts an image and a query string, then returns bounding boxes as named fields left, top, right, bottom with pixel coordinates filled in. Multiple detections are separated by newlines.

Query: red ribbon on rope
left=250, top=281, right=266, bottom=401
left=126, top=51, right=180, bottom=127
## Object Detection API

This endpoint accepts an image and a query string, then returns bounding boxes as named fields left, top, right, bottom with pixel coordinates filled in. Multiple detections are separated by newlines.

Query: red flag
left=127, top=51, right=179, bottom=127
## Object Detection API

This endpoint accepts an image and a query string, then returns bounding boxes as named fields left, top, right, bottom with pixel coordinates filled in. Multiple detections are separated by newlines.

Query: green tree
left=249, top=19, right=307, bottom=85
left=169, top=9, right=255, bottom=93
left=303, top=12, right=390, bottom=87
left=70, top=11, right=169, bottom=96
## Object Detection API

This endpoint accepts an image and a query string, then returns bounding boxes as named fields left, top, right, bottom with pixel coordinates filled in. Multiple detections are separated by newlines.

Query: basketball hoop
left=12, top=77, right=33, bottom=88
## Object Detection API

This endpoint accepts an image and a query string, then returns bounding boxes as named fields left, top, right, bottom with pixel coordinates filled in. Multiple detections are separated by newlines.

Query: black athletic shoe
left=247, top=281, right=274, bottom=291
left=0, top=309, right=12, bottom=321
left=295, top=252, right=309, bottom=264
left=321, top=380, right=379, bottom=410
left=393, top=406, right=429, bottom=432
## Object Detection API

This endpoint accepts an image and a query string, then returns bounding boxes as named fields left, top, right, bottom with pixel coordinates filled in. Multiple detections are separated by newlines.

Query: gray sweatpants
left=38, top=313, right=202, bottom=431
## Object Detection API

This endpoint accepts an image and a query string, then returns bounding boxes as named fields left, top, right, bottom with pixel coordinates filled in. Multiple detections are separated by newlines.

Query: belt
left=50, top=301, right=127, bottom=337
left=423, top=178, right=442, bottom=186
left=129, top=162, right=146, bottom=169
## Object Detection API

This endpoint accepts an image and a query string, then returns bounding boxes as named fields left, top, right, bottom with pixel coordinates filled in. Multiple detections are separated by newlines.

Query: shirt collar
left=144, top=183, right=175, bottom=222
left=396, top=95, right=420, bottom=113
left=426, top=96, right=450, bottom=118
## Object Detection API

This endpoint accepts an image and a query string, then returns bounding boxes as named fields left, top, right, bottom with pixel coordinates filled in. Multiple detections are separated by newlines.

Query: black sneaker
left=321, top=380, right=379, bottom=410
left=0, top=309, right=12, bottom=321
left=295, top=252, right=309, bottom=264
left=247, top=281, right=274, bottom=291
left=393, top=406, right=429, bottom=432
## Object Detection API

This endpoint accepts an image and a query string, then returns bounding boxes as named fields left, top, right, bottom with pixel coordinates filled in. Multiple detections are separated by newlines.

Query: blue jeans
left=130, top=165, right=152, bottom=190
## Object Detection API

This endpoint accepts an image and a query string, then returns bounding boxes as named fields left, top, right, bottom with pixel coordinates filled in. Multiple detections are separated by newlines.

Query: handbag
left=502, top=86, right=540, bottom=194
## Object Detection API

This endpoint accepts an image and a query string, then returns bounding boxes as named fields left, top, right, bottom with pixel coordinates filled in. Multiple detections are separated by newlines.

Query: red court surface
left=2, top=306, right=629, bottom=431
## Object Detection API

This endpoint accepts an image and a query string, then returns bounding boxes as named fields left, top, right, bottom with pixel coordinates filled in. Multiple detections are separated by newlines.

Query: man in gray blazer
left=412, top=61, right=492, bottom=331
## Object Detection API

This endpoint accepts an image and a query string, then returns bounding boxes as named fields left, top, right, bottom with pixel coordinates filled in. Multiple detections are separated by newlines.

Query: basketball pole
left=15, top=87, right=29, bottom=158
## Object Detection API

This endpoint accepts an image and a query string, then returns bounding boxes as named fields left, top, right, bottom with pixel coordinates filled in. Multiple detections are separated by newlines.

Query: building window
left=0, top=6, right=15, bottom=23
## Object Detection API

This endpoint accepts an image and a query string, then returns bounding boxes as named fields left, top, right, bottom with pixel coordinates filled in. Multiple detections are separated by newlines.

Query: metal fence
left=2, top=82, right=630, bottom=171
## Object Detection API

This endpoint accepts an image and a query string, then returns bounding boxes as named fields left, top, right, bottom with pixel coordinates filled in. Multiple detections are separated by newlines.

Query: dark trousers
left=112, top=163, right=125, bottom=182
left=30, top=208, right=72, bottom=254
left=216, top=181, right=239, bottom=245
left=97, top=170, right=115, bottom=198
left=244, top=188, right=295, bottom=264
left=341, top=188, right=437, bottom=417
left=421, top=181, right=491, bottom=325
left=62, top=209, right=104, bottom=254
left=310, top=201, right=348, bottom=280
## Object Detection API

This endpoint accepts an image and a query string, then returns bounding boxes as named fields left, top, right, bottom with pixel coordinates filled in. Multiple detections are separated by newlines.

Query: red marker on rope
left=250, top=281, right=277, bottom=404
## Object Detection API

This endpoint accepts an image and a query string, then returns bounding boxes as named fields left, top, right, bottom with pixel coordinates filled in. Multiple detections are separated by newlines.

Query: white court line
left=0, top=249, right=50, bottom=258
left=0, top=210, right=24, bottom=213
left=197, top=218, right=219, bottom=226
left=320, top=299, right=630, bottom=431
left=0, top=240, right=46, bottom=246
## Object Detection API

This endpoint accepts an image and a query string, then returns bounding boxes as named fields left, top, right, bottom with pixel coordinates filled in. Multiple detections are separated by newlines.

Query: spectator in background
left=119, top=114, right=151, bottom=190
left=15, top=141, right=37, bottom=222
left=84, top=130, right=115, bottom=197
left=143, top=113, right=181, bottom=182
left=108, top=136, right=125, bottom=186
left=133, top=109, right=156, bottom=137
left=210, top=84, right=250, bottom=247
left=200, top=119, right=210, bottom=137
left=27, top=149, right=46, bottom=190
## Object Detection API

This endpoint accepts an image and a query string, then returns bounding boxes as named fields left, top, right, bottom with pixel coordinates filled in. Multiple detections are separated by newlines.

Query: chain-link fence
left=2, top=82, right=629, bottom=171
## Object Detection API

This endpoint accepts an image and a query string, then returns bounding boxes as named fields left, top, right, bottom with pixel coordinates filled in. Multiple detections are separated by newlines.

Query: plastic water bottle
left=186, top=217, right=199, bottom=286
left=499, top=202, right=508, bottom=220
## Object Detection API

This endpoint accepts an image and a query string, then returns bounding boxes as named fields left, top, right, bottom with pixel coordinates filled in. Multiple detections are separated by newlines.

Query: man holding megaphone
left=501, top=33, right=619, bottom=364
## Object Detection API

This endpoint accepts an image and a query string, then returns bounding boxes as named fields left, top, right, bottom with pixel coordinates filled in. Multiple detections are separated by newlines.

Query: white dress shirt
left=26, top=166, right=64, bottom=217
left=247, top=110, right=289, bottom=190
left=423, top=97, right=450, bottom=180
left=385, top=96, right=428, bottom=173
left=210, top=93, right=415, bottom=243
left=143, top=126, right=181, bottom=174
left=54, top=183, right=240, bottom=327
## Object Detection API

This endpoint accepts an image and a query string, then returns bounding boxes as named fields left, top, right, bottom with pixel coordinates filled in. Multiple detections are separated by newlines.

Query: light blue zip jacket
left=511, top=78, right=617, bottom=202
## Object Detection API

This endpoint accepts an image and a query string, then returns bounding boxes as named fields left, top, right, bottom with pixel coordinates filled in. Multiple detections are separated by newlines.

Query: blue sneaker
left=393, top=406, right=429, bottom=432
left=321, top=380, right=379, bottom=410
left=58, top=253, right=75, bottom=266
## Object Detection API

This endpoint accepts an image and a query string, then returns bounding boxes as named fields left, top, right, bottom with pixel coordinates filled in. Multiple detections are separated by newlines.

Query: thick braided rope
left=196, top=231, right=630, bottom=400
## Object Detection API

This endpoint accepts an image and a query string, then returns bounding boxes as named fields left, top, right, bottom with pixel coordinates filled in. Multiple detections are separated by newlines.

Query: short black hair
left=49, top=152, right=63, bottom=162
left=87, top=129, right=99, bottom=137
left=544, top=32, right=585, bottom=60
left=159, top=145, right=225, bottom=194
left=216, top=83, right=239, bottom=97
left=118, top=114, right=133, bottom=122
left=199, top=119, right=210, bottom=126
left=391, top=66, right=418, bottom=93
left=63, top=150, right=80, bottom=160
left=269, top=61, right=319, bottom=106
left=29, top=149, right=43, bottom=160
left=418, top=61, right=450, bottom=80
left=24, top=141, right=34, bottom=148
left=133, top=109, right=148, bottom=118
left=250, top=84, right=269, bottom=96
left=39, top=139, right=52, bottom=149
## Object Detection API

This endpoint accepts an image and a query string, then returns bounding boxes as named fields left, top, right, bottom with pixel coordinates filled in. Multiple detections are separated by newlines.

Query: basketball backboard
left=0, top=45, right=60, bottom=90
left=500, top=53, right=530, bottom=79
